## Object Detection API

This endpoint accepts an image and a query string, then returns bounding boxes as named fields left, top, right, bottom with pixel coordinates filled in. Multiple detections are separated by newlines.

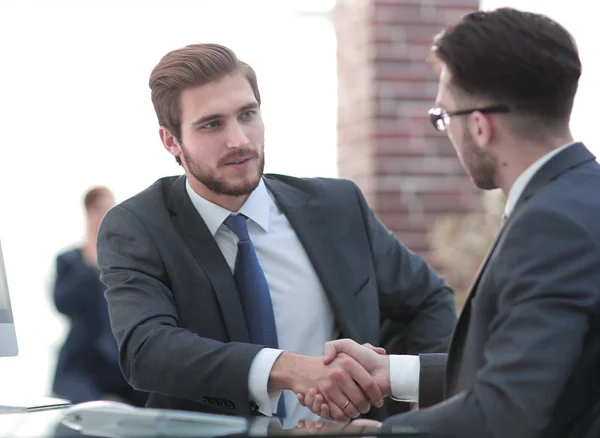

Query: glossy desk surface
left=0, top=405, right=426, bottom=438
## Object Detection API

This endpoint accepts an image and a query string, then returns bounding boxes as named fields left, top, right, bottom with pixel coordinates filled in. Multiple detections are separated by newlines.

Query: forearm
left=268, top=351, right=306, bottom=392
left=403, top=287, right=456, bottom=354
left=122, top=318, right=263, bottom=415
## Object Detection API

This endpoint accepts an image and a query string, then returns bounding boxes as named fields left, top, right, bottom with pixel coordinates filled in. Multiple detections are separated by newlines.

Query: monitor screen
left=0, top=239, right=18, bottom=356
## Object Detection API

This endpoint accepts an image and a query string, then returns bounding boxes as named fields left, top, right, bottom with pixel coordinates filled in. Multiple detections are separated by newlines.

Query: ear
left=159, top=127, right=183, bottom=159
left=469, top=111, right=494, bottom=150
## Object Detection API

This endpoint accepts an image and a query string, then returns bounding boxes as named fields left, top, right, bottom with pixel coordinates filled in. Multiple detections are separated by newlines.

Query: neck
left=496, top=134, right=573, bottom=197
left=187, top=176, right=250, bottom=212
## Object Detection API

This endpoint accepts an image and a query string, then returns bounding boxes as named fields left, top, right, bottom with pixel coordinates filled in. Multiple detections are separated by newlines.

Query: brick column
left=334, top=0, right=482, bottom=255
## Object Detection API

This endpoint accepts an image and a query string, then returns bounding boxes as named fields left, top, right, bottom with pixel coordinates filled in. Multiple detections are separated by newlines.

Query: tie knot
left=224, top=214, right=250, bottom=241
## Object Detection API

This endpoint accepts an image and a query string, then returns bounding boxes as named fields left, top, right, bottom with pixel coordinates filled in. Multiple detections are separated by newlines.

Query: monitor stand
left=0, top=396, right=71, bottom=414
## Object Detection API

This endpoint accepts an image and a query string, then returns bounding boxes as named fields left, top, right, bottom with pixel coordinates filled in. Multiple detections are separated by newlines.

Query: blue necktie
left=224, top=214, right=286, bottom=417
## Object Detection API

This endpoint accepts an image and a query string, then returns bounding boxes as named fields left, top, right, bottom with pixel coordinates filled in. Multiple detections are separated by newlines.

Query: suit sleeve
left=383, top=208, right=600, bottom=438
left=351, top=182, right=455, bottom=406
left=97, top=205, right=264, bottom=416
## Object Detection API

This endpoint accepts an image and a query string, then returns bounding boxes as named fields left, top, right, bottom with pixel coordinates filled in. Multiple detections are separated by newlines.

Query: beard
left=460, top=129, right=498, bottom=190
left=181, top=144, right=265, bottom=197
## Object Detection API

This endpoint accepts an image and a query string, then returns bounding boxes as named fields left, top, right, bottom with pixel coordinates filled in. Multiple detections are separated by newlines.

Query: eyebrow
left=189, top=102, right=259, bottom=127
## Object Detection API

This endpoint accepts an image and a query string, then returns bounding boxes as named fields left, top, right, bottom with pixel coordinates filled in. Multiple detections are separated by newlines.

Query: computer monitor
left=0, top=239, right=70, bottom=413
left=0, top=239, right=18, bottom=357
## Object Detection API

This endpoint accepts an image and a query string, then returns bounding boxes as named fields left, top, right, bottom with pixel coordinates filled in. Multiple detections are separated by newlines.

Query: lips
left=226, top=158, right=250, bottom=165
left=224, top=155, right=255, bottom=166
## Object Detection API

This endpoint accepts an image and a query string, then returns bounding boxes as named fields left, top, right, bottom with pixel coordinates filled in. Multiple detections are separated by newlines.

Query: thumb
left=322, top=341, right=339, bottom=364
left=322, top=339, right=357, bottom=364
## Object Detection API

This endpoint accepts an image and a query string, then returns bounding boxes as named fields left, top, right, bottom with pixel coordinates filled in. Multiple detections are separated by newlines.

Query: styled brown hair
left=433, top=8, right=581, bottom=137
left=149, top=43, right=261, bottom=164
left=84, top=186, right=112, bottom=211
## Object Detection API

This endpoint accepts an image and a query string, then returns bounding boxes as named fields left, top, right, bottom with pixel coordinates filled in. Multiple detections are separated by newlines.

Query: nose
left=225, top=121, right=249, bottom=149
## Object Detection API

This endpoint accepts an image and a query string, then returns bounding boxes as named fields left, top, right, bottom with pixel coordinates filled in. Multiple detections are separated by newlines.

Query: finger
left=304, top=388, right=319, bottom=409
left=319, top=381, right=353, bottom=421
left=363, top=343, right=386, bottom=355
left=323, top=374, right=361, bottom=418
left=311, top=393, right=324, bottom=414
left=297, top=393, right=306, bottom=406
left=338, top=356, right=384, bottom=410
left=326, top=400, right=349, bottom=422
left=319, top=403, right=331, bottom=420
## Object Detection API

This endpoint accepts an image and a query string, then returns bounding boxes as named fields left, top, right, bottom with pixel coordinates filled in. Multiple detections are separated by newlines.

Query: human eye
left=200, top=120, right=221, bottom=130
left=240, top=109, right=257, bottom=120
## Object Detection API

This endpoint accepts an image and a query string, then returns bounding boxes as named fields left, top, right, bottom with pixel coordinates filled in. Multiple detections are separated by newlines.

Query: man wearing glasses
left=300, top=7, right=600, bottom=438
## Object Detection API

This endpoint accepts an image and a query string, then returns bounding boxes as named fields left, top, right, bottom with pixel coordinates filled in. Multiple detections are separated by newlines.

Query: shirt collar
left=504, top=142, right=575, bottom=218
left=185, top=178, right=272, bottom=236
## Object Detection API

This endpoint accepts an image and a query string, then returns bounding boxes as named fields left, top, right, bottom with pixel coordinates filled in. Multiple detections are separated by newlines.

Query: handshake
left=269, top=339, right=396, bottom=421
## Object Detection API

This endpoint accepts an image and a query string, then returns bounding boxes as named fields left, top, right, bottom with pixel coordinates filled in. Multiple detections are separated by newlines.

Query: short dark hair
left=149, top=43, right=261, bottom=165
left=433, top=8, right=581, bottom=134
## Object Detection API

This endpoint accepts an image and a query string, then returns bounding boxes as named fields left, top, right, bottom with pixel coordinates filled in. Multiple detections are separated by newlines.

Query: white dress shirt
left=387, top=143, right=577, bottom=403
left=187, top=178, right=421, bottom=420
left=186, top=179, right=336, bottom=424
left=503, top=142, right=574, bottom=219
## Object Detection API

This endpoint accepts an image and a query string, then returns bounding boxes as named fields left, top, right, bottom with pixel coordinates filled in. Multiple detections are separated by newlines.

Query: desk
left=0, top=406, right=426, bottom=438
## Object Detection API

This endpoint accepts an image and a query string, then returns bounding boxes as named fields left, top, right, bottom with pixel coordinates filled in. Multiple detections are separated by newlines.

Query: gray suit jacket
left=385, top=143, right=600, bottom=438
left=97, top=174, right=456, bottom=417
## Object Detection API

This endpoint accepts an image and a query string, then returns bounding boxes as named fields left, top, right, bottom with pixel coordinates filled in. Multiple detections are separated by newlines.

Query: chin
left=228, top=177, right=261, bottom=196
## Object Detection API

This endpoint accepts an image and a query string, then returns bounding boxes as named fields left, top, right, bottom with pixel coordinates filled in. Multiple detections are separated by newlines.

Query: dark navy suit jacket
left=51, top=248, right=146, bottom=406
left=385, top=143, right=600, bottom=438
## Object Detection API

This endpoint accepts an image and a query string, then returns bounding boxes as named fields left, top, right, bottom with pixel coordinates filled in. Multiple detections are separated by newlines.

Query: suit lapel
left=445, top=142, right=596, bottom=394
left=166, top=176, right=250, bottom=342
left=264, top=176, right=362, bottom=340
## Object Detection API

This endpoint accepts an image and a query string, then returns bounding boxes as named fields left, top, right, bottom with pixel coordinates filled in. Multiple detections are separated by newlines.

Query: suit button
left=249, top=401, right=259, bottom=412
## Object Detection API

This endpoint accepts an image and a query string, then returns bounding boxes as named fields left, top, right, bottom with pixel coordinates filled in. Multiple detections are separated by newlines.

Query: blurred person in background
left=51, top=186, right=147, bottom=407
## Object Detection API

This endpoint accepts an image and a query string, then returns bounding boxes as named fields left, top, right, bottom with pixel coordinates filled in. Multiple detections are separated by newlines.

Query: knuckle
left=321, top=381, right=334, bottom=393
left=329, top=369, right=344, bottom=382
left=338, top=356, right=352, bottom=367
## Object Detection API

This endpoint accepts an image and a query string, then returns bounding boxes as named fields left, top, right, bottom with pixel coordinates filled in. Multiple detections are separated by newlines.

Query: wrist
left=269, top=352, right=320, bottom=394
left=381, top=356, right=392, bottom=398
left=268, top=351, right=296, bottom=392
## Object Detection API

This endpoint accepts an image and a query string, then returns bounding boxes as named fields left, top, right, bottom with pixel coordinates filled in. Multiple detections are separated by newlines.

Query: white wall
left=0, top=0, right=337, bottom=399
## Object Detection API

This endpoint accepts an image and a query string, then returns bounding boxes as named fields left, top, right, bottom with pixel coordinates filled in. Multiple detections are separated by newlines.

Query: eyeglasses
left=428, top=104, right=510, bottom=131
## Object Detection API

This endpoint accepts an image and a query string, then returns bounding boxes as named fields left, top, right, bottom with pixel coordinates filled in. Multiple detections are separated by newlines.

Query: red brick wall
left=334, top=0, right=482, bottom=255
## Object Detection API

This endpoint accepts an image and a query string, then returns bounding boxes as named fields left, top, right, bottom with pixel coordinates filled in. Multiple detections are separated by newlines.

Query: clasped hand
left=295, top=339, right=391, bottom=421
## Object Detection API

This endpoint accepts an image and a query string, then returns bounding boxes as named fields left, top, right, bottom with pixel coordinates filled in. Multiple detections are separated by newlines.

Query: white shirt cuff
left=389, top=355, right=420, bottom=402
left=248, top=348, right=285, bottom=416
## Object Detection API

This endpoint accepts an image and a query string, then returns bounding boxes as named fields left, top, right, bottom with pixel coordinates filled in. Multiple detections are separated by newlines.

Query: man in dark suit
left=299, top=7, right=600, bottom=438
left=52, top=187, right=146, bottom=407
left=96, top=43, right=456, bottom=424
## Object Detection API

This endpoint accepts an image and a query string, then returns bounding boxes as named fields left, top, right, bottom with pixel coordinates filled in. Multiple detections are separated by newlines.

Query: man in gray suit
left=299, top=7, right=600, bottom=438
left=96, top=43, right=456, bottom=424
